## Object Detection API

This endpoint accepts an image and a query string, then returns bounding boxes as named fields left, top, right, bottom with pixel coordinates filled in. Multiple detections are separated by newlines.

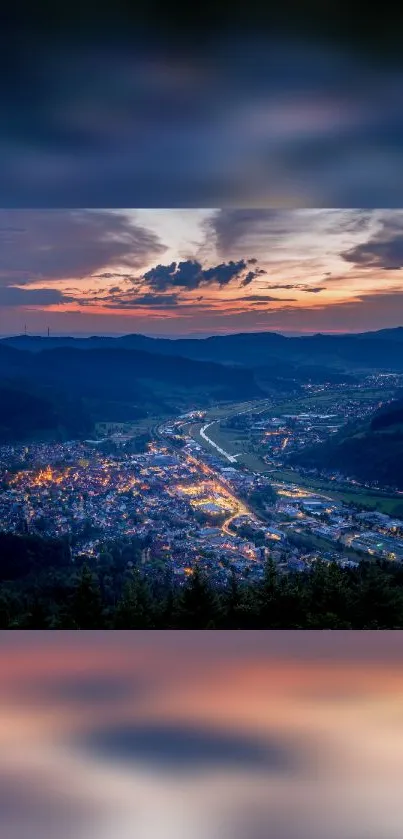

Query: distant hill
left=354, top=327, right=403, bottom=343
left=5, top=327, right=403, bottom=373
left=0, top=386, right=59, bottom=441
left=0, top=343, right=264, bottom=440
left=2, top=327, right=403, bottom=442
left=22, top=345, right=262, bottom=401
left=289, top=398, right=403, bottom=490
left=0, top=382, right=92, bottom=442
left=254, top=360, right=357, bottom=387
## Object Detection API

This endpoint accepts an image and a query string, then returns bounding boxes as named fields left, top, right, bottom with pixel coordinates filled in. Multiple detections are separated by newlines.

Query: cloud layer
left=0, top=208, right=403, bottom=334
left=342, top=213, right=403, bottom=269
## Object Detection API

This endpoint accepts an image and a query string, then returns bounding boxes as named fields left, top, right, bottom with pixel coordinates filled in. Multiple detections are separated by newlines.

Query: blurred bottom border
left=0, top=629, right=402, bottom=839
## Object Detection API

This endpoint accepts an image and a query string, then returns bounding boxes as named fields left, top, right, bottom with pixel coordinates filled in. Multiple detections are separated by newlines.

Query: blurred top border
left=1, top=2, right=403, bottom=207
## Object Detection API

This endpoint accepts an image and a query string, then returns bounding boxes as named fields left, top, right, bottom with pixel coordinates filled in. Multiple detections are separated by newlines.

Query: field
left=188, top=393, right=403, bottom=515
left=95, top=415, right=166, bottom=438
left=284, top=528, right=365, bottom=562
left=257, top=386, right=395, bottom=417
left=270, top=468, right=403, bottom=515
left=189, top=412, right=271, bottom=474
left=194, top=422, right=403, bottom=514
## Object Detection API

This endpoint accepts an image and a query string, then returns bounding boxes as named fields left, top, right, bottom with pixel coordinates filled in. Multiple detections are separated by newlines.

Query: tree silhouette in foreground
left=175, top=566, right=222, bottom=629
left=58, top=565, right=106, bottom=629
left=114, top=569, right=154, bottom=628
left=2, top=533, right=403, bottom=628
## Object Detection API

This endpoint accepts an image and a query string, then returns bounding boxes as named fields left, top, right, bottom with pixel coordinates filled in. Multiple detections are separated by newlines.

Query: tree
left=224, top=569, right=243, bottom=628
left=12, top=597, right=51, bottom=629
left=354, top=563, right=403, bottom=628
left=257, top=557, right=281, bottom=627
left=176, top=566, right=222, bottom=628
left=278, top=572, right=309, bottom=628
left=0, top=588, right=16, bottom=628
left=305, top=561, right=353, bottom=627
left=114, top=569, right=154, bottom=628
left=62, top=565, right=105, bottom=629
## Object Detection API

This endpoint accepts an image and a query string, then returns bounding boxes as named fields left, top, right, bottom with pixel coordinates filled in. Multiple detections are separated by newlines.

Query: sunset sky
left=1, top=208, right=403, bottom=336
left=1, top=631, right=403, bottom=839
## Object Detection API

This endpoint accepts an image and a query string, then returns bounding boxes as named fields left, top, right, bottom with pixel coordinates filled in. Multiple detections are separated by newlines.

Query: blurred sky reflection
left=2, top=34, right=403, bottom=207
left=1, top=630, right=403, bottom=839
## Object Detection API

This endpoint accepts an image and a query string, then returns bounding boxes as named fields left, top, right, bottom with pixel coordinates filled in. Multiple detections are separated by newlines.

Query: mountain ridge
left=3, top=327, right=403, bottom=372
left=288, top=396, right=403, bottom=490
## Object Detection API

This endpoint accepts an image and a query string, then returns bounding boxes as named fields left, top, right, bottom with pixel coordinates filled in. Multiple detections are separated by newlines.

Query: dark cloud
left=134, top=293, right=179, bottom=307
left=241, top=294, right=295, bottom=302
left=203, top=261, right=251, bottom=285
left=92, top=272, right=134, bottom=280
left=341, top=217, right=403, bottom=269
left=0, top=210, right=166, bottom=284
left=266, top=283, right=300, bottom=290
left=78, top=721, right=301, bottom=775
left=249, top=299, right=297, bottom=306
left=104, top=292, right=179, bottom=309
left=0, top=286, right=72, bottom=306
left=240, top=270, right=265, bottom=287
left=143, top=259, right=253, bottom=291
left=74, top=286, right=181, bottom=309
left=262, top=283, right=325, bottom=292
left=92, top=273, right=137, bottom=282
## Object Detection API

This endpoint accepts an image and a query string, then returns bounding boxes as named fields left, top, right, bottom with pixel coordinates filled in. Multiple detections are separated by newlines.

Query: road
left=199, top=421, right=240, bottom=463
left=198, top=400, right=273, bottom=465
left=156, top=415, right=258, bottom=535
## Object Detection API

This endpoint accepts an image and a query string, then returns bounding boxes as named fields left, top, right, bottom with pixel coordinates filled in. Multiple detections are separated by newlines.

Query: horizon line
left=0, top=326, right=402, bottom=341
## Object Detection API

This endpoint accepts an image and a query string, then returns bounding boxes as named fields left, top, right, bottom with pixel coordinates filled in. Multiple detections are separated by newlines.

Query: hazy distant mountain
left=354, top=327, right=403, bottom=342
left=4, top=327, right=403, bottom=372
